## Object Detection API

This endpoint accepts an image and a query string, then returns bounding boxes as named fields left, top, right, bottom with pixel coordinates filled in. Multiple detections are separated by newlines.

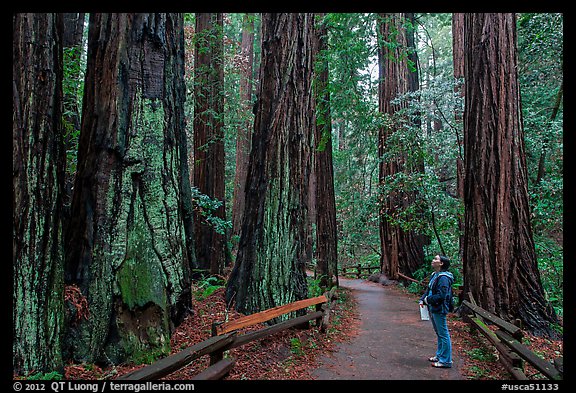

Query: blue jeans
left=430, top=312, right=452, bottom=365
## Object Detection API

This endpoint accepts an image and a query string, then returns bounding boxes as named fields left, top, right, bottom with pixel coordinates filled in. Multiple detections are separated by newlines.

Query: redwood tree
left=462, top=13, right=558, bottom=337
left=13, top=13, right=65, bottom=375
left=313, top=13, right=338, bottom=289
left=226, top=13, right=315, bottom=318
left=193, top=13, right=230, bottom=275
left=231, top=13, right=255, bottom=244
left=377, top=13, right=427, bottom=279
left=65, top=13, right=194, bottom=363
left=452, top=12, right=465, bottom=261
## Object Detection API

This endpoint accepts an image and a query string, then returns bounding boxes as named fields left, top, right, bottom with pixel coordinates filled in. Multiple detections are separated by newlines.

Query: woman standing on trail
left=419, top=255, right=454, bottom=368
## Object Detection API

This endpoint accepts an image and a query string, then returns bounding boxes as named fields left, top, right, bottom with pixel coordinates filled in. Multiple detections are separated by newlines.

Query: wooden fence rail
left=213, top=295, right=328, bottom=335
left=116, top=333, right=237, bottom=381
left=117, top=290, right=335, bottom=381
left=461, top=298, right=562, bottom=380
left=340, top=264, right=380, bottom=278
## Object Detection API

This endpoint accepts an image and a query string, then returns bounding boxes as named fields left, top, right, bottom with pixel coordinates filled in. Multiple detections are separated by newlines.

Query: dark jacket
left=420, top=271, right=454, bottom=314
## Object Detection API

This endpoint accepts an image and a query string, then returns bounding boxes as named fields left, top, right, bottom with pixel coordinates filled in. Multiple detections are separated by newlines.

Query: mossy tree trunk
left=193, top=13, right=230, bottom=275
left=377, top=13, right=427, bottom=279
left=13, top=13, right=66, bottom=375
left=226, top=13, right=315, bottom=319
left=462, top=13, right=558, bottom=337
left=64, top=13, right=195, bottom=364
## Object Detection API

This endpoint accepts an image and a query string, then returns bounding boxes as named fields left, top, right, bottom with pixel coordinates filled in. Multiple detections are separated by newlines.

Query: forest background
left=12, top=12, right=563, bottom=377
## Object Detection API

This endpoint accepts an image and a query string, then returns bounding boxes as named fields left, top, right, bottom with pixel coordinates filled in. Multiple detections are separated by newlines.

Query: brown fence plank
left=495, top=330, right=562, bottom=380
left=461, top=300, right=523, bottom=340
left=462, top=314, right=524, bottom=370
left=215, top=295, right=327, bottom=335
left=116, top=333, right=236, bottom=381
left=191, top=358, right=235, bottom=380
left=397, top=271, right=425, bottom=286
left=227, top=310, right=324, bottom=350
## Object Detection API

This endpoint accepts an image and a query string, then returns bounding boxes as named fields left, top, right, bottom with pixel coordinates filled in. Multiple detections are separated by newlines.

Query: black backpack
left=447, top=291, right=455, bottom=312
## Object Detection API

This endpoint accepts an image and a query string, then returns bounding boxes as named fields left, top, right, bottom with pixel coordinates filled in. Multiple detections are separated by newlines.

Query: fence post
left=210, top=322, right=224, bottom=365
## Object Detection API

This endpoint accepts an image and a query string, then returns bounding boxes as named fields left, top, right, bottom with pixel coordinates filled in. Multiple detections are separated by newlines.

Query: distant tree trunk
left=232, top=13, right=255, bottom=249
left=452, top=12, right=465, bottom=261
left=405, top=13, right=420, bottom=104
left=314, top=13, right=339, bottom=289
left=226, top=13, right=314, bottom=319
left=13, top=13, right=65, bottom=376
left=536, top=80, right=563, bottom=185
left=61, top=12, right=85, bottom=256
left=405, top=12, right=430, bottom=265
left=193, top=13, right=229, bottom=275
left=65, top=13, right=194, bottom=364
left=377, top=13, right=427, bottom=279
left=61, top=12, right=85, bottom=137
left=462, top=13, right=558, bottom=337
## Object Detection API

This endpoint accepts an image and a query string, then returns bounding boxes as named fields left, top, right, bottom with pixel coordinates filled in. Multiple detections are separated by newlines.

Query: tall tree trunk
left=226, top=13, right=314, bottom=319
left=377, top=13, right=427, bottom=279
left=314, top=13, right=338, bottom=289
left=231, top=13, right=255, bottom=248
left=452, top=12, right=465, bottom=262
left=405, top=12, right=430, bottom=265
left=193, top=13, right=229, bottom=275
left=64, top=13, right=194, bottom=364
left=13, top=13, right=65, bottom=375
left=462, top=13, right=558, bottom=337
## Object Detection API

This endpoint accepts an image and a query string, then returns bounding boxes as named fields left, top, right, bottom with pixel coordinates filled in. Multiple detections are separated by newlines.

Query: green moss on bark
left=13, top=13, right=65, bottom=375
left=65, top=14, right=192, bottom=365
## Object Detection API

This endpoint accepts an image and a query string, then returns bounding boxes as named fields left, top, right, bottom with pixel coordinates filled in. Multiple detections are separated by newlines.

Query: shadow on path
left=312, top=277, right=465, bottom=380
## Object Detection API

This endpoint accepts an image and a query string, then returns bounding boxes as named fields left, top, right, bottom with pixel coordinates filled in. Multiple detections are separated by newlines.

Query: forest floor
left=59, top=277, right=563, bottom=382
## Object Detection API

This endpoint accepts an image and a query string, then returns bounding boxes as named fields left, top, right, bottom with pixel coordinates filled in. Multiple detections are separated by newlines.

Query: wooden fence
left=340, top=264, right=380, bottom=278
left=460, top=295, right=562, bottom=380
left=116, top=288, right=336, bottom=381
left=115, top=277, right=561, bottom=381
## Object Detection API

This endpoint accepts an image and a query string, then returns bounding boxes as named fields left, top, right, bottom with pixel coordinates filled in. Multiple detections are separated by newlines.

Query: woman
left=419, top=255, right=454, bottom=368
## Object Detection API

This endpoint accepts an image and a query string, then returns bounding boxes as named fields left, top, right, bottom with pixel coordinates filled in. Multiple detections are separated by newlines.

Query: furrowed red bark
left=226, top=13, right=315, bottom=319
left=462, top=13, right=558, bottom=337
left=313, top=13, right=339, bottom=289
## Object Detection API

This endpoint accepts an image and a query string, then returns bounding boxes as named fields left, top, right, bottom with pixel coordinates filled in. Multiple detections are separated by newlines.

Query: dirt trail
left=312, top=277, right=465, bottom=380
